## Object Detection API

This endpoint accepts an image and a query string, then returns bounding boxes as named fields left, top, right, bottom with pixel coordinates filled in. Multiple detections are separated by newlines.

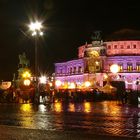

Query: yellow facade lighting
left=68, top=82, right=76, bottom=89
left=84, top=81, right=91, bottom=88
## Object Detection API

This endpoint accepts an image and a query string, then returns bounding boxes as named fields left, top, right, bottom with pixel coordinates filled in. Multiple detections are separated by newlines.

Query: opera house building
left=54, top=30, right=140, bottom=91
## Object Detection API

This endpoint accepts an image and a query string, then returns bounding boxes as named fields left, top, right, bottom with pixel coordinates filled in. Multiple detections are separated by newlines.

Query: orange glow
left=84, top=81, right=91, bottom=88
left=95, top=61, right=99, bottom=65
left=68, top=82, right=76, bottom=89
left=48, top=82, right=53, bottom=87
left=0, top=81, right=11, bottom=90
left=104, top=74, right=108, bottom=79
left=102, top=101, right=120, bottom=115
left=54, top=102, right=62, bottom=112
left=68, top=103, right=75, bottom=112
left=19, top=104, right=35, bottom=127
left=62, top=82, right=68, bottom=89
left=20, top=104, right=32, bottom=112
left=22, top=71, right=31, bottom=78
left=84, top=102, right=91, bottom=113
left=24, top=79, right=31, bottom=86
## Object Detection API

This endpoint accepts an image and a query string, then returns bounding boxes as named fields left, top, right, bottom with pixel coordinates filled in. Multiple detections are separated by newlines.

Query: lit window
left=127, top=63, right=133, bottom=71
left=136, top=63, right=140, bottom=71
left=119, top=64, right=123, bottom=72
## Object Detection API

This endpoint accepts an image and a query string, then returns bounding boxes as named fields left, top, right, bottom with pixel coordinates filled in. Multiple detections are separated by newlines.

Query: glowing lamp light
left=39, top=31, right=43, bottom=36
left=55, top=80, right=62, bottom=87
left=32, top=31, right=37, bottom=36
left=84, top=81, right=91, bottom=88
left=24, top=79, right=31, bottom=86
left=39, top=76, right=47, bottom=84
left=84, top=102, right=91, bottom=113
left=54, top=102, right=62, bottom=112
left=110, top=64, right=120, bottom=74
left=68, top=82, right=76, bottom=89
left=104, top=74, right=108, bottom=79
left=28, top=21, right=44, bottom=37
left=29, top=21, right=42, bottom=31
left=48, top=82, right=53, bottom=87
left=20, top=104, right=31, bottom=112
left=95, top=61, right=99, bottom=65
left=22, top=71, right=31, bottom=78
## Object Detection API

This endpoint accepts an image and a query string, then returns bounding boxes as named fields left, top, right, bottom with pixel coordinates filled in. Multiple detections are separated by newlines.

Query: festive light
left=39, top=76, right=47, bottom=84
left=29, top=21, right=42, bottom=31
left=22, top=71, right=31, bottom=78
left=104, top=74, right=108, bottom=79
left=48, top=82, right=53, bottom=87
left=110, top=64, right=120, bottom=74
left=24, top=79, right=31, bottom=86
left=68, top=82, right=76, bottom=89
left=55, top=80, right=62, bottom=87
left=84, top=81, right=91, bottom=88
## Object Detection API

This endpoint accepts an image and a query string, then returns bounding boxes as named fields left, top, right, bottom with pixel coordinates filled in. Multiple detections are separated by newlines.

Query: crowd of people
left=0, top=87, right=139, bottom=105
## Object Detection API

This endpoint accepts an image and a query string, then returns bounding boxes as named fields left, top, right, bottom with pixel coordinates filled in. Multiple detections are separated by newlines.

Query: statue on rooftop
left=91, top=31, right=102, bottom=41
left=19, top=52, right=29, bottom=67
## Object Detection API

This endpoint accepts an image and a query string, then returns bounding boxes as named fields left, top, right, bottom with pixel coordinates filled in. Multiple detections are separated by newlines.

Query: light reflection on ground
left=0, top=101, right=140, bottom=138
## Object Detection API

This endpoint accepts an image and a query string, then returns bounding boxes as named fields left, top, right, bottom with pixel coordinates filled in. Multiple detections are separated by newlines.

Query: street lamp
left=110, top=64, right=120, bottom=81
left=28, top=20, right=44, bottom=103
left=39, top=76, right=47, bottom=84
left=110, top=64, right=120, bottom=74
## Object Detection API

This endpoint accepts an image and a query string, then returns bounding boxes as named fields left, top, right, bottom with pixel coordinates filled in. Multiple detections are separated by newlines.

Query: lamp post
left=110, top=64, right=120, bottom=75
left=28, top=20, right=43, bottom=104
left=110, top=64, right=120, bottom=80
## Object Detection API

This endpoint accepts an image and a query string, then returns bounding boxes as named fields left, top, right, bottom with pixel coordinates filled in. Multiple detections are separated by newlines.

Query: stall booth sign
left=0, top=81, right=11, bottom=90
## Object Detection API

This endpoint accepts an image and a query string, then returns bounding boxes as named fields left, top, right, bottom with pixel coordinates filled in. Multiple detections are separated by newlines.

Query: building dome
left=105, top=29, right=140, bottom=41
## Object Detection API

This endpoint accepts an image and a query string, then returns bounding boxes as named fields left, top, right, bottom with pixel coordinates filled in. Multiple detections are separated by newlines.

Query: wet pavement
left=0, top=101, right=140, bottom=139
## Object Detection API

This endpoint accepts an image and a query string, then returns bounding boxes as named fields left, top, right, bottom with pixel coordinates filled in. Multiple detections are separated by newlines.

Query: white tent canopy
left=100, top=81, right=117, bottom=94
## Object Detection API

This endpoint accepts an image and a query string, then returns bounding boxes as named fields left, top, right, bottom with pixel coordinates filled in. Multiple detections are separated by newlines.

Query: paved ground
left=0, top=125, right=138, bottom=140
left=0, top=101, right=140, bottom=139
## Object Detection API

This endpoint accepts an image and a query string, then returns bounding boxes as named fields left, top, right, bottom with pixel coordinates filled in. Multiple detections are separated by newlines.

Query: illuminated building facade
left=55, top=40, right=140, bottom=90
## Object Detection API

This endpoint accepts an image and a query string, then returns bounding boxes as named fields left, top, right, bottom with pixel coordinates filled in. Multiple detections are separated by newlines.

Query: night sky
left=0, top=0, right=140, bottom=80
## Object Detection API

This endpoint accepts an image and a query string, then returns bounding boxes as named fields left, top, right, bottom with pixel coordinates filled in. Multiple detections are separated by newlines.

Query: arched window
left=119, top=63, right=123, bottom=72
left=78, top=66, right=82, bottom=73
left=70, top=67, right=73, bottom=74
left=136, top=63, right=140, bottom=71
left=74, top=67, right=76, bottom=74
left=127, top=63, right=133, bottom=71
